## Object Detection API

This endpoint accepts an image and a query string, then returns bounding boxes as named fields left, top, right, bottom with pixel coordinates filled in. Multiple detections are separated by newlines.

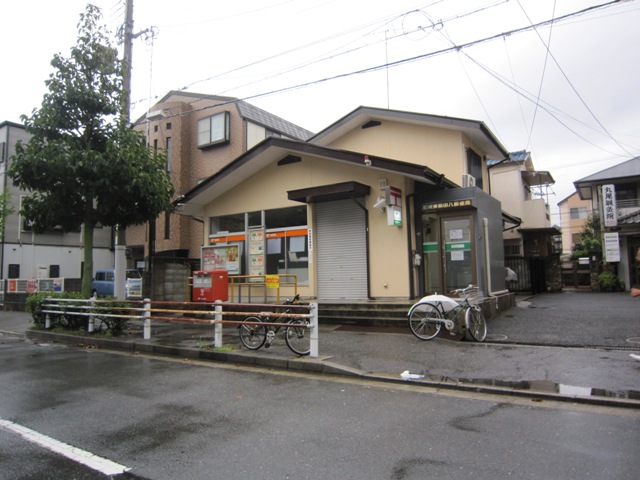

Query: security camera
left=373, top=196, right=386, bottom=210
left=364, top=155, right=372, bottom=167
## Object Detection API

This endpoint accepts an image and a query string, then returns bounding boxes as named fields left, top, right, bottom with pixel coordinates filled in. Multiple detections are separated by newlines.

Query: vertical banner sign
left=249, top=227, right=265, bottom=277
left=603, top=184, right=617, bottom=227
left=604, top=232, right=620, bottom=263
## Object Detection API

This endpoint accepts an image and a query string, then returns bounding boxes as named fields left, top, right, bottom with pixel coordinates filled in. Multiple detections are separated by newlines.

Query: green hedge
left=26, top=292, right=130, bottom=336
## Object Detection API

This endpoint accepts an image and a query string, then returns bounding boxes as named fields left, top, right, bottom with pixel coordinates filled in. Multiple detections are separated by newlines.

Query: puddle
left=414, top=374, right=640, bottom=401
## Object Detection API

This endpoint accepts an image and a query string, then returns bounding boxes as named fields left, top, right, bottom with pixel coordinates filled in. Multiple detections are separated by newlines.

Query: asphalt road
left=1, top=335, right=638, bottom=479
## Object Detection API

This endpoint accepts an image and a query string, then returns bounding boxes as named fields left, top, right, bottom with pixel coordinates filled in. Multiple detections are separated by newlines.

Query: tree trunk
left=81, top=223, right=94, bottom=297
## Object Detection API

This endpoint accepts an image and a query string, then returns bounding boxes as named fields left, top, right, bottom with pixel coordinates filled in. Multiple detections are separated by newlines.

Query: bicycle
left=238, top=294, right=310, bottom=355
left=407, top=285, right=487, bottom=342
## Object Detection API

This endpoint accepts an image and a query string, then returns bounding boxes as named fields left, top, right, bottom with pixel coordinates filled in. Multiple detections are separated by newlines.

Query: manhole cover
left=626, top=337, right=640, bottom=345
left=486, top=334, right=508, bottom=341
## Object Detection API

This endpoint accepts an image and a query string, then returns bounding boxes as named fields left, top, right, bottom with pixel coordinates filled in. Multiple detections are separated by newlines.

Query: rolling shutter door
left=316, top=199, right=368, bottom=299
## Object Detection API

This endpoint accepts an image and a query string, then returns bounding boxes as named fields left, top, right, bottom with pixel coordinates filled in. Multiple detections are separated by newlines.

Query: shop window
left=266, top=229, right=309, bottom=284
left=209, top=207, right=309, bottom=283
left=210, top=213, right=245, bottom=235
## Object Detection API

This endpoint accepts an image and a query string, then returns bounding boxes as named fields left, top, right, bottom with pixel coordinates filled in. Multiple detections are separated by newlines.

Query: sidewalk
left=2, top=290, right=639, bottom=407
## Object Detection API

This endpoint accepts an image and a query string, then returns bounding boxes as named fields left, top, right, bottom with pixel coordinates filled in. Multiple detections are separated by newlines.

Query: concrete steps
left=317, top=302, right=413, bottom=328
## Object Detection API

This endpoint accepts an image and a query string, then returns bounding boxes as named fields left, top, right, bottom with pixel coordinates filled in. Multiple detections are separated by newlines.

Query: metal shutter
left=316, top=199, right=368, bottom=299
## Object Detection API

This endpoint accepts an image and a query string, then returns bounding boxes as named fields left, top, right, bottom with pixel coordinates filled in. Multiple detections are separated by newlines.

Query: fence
left=40, top=297, right=319, bottom=357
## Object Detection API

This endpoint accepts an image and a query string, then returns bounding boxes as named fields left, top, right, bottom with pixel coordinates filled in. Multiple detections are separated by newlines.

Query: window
left=504, top=241, right=521, bottom=257
left=570, top=207, right=588, bottom=219
left=198, top=111, right=230, bottom=148
left=466, top=148, right=483, bottom=189
left=49, top=265, right=60, bottom=278
left=8, top=264, right=20, bottom=279
left=615, top=183, right=636, bottom=201
left=209, top=206, right=309, bottom=283
left=165, top=137, right=171, bottom=171
left=164, top=211, right=171, bottom=240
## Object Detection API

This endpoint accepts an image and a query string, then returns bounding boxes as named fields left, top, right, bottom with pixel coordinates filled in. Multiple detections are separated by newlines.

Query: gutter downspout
left=484, top=217, right=508, bottom=299
left=406, top=191, right=420, bottom=299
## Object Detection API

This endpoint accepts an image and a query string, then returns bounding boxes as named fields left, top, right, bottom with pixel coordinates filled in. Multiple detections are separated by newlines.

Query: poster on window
left=202, top=245, right=240, bottom=274
left=249, top=227, right=265, bottom=277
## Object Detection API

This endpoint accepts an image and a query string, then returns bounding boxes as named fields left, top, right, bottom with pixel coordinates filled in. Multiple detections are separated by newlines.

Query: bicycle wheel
left=408, top=303, right=442, bottom=340
left=239, top=316, right=267, bottom=350
left=285, top=319, right=310, bottom=356
left=465, top=306, right=487, bottom=342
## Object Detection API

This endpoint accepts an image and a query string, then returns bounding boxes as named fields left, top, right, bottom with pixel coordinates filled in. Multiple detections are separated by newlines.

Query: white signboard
left=602, top=184, right=617, bottom=227
left=604, top=232, right=620, bottom=263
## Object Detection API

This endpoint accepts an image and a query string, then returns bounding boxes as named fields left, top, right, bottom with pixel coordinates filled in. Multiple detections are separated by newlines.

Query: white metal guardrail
left=40, top=298, right=319, bottom=357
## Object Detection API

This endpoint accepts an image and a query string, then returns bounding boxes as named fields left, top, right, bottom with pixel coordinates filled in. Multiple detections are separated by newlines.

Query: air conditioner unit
left=461, top=174, right=476, bottom=188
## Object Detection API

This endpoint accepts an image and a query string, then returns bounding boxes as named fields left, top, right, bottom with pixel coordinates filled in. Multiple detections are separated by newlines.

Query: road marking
left=0, top=418, right=129, bottom=476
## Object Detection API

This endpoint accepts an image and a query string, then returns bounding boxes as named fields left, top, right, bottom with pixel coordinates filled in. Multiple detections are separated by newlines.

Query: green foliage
left=26, top=291, right=130, bottom=335
left=598, top=270, right=621, bottom=291
left=9, top=5, right=174, bottom=296
left=571, top=213, right=602, bottom=260
left=0, top=192, right=15, bottom=240
left=26, top=291, right=86, bottom=329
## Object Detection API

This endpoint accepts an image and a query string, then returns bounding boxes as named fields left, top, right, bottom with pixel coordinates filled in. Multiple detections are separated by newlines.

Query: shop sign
left=423, top=199, right=472, bottom=212
left=604, top=232, right=620, bottom=262
left=602, top=184, right=617, bottom=227
left=266, top=275, right=280, bottom=289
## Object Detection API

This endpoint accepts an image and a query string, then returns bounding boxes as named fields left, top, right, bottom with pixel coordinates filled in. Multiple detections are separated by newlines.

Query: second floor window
left=198, top=111, right=230, bottom=148
left=570, top=207, right=588, bottom=219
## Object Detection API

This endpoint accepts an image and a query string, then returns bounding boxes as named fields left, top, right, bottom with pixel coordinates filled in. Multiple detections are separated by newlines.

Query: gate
left=504, top=257, right=530, bottom=292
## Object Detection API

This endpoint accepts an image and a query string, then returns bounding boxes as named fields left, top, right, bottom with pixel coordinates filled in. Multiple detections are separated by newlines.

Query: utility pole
left=114, top=0, right=140, bottom=300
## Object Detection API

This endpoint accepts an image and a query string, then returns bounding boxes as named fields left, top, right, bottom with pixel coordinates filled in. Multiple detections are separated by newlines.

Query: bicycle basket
left=461, top=287, right=484, bottom=305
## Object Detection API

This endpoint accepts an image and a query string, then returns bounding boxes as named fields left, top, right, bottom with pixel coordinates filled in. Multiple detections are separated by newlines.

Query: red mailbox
left=192, top=270, right=228, bottom=302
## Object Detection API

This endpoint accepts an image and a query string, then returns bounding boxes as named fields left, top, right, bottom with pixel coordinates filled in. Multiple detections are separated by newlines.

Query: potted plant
left=598, top=270, right=620, bottom=292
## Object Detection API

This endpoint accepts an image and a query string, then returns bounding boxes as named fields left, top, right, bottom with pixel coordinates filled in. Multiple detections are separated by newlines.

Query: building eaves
left=175, top=137, right=457, bottom=216
left=309, top=106, right=510, bottom=160
left=574, top=156, right=640, bottom=185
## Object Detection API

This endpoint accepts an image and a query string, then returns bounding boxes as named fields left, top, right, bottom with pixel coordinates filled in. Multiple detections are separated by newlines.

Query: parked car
left=91, top=269, right=142, bottom=298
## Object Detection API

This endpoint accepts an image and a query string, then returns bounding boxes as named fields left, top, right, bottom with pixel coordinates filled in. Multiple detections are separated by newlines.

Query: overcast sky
left=2, top=0, right=639, bottom=223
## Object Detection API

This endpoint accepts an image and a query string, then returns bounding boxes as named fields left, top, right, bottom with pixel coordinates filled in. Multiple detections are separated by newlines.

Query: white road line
left=0, top=417, right=129, bottom=476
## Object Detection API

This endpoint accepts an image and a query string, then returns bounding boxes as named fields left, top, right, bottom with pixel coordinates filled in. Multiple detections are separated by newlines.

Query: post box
left=192, top=270, right=228, bottom=302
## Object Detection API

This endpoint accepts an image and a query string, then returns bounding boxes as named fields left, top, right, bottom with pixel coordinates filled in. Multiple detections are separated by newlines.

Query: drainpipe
left=484, top=217, right=508, bottom=297
left=405, top=191, right=420, bottom=299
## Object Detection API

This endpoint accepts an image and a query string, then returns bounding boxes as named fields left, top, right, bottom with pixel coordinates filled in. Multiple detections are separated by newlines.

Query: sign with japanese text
left=602, top=184, right=617, bottom=227
left=422, top=199, right=473, bottom=212
left=604, top=232, right=620, bottom=262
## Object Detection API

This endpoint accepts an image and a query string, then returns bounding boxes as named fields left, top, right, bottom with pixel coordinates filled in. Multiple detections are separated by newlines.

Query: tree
left=10, top=5, right=174, bottom=296
left=571, top=213, right=602, bottom=260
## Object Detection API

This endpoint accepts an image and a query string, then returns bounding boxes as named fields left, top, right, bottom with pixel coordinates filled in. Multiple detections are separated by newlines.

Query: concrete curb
left=25, top=329, right=640, bottom=409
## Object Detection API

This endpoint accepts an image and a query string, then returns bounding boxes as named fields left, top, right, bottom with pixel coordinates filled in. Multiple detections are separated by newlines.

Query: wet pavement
left=2, top=289, right=639, bottom=407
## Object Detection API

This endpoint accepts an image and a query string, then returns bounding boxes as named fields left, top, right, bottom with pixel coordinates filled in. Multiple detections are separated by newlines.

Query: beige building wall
left=202, top=155, right=412, bottom=298
left=558, top=192, right=592, bottom=256
left=323, top=121, right=488, bottom=192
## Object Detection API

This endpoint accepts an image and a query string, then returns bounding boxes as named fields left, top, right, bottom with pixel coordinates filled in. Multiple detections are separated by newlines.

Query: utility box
left=192, top=270, right=229, bottom=302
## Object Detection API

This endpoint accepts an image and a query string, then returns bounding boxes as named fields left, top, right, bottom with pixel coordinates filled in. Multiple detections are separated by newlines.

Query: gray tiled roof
left=236, top=101, right=314, bottom=141
left=575, top=156, right=640, bottom=183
